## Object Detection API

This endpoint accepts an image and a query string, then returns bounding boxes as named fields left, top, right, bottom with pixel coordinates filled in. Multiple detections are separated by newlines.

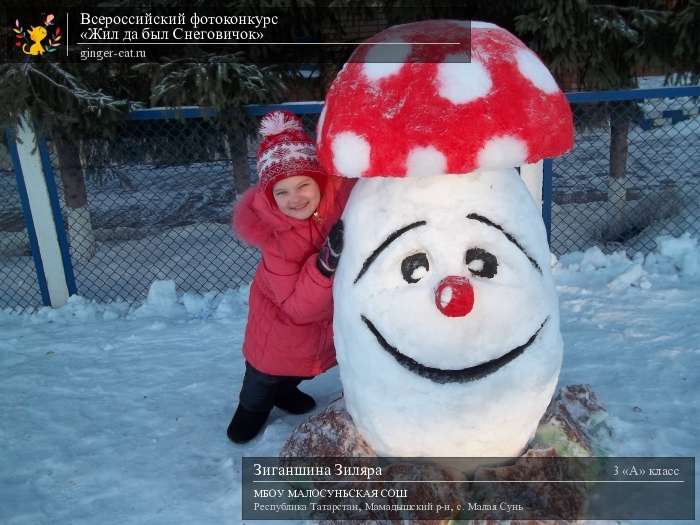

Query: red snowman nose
left=435, top=276, right=474, bottom=317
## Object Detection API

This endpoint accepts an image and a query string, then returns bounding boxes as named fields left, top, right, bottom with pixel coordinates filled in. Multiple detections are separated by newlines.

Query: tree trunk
left=226, top=131, right=253, bottom=199
left=55, top=138, right=96, bottom=262
left=607, top=102, right=631, bottom=237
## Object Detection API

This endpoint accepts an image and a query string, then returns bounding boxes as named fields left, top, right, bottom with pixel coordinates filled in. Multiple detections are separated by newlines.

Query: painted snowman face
left=333, top=169, right=563, bottom=460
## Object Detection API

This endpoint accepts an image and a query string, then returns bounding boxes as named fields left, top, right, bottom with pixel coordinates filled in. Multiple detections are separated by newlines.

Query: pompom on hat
left=256, top=111, right=327, bottom=206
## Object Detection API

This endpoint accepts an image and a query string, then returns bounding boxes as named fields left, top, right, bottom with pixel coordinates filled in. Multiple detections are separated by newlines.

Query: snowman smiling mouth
left=360, top=315, right=548, bottom=384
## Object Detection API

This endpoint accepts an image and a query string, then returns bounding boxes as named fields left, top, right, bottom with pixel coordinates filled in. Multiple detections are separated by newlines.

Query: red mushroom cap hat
left=316, top=20, right=574, bottom=178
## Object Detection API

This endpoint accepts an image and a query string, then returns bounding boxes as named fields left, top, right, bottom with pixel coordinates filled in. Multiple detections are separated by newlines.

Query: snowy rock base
left=281, top=384, right=607, bottom=524
left=280, top=396, right=376, bottom=458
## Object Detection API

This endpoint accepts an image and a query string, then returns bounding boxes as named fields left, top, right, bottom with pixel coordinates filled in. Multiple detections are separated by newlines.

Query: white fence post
left=11, top=115, right=71, bottom=307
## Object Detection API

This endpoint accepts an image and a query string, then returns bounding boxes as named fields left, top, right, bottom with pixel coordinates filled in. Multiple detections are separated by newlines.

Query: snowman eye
left=401, top=253, right=429, bottom=283
left=465, top=248, right=498, bottom=278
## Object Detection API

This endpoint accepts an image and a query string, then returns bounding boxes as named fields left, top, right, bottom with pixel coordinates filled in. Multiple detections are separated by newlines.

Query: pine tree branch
left=592, top=4, right=667, bottom=17
left=47, top=62, right=81, bottom=91
left=23, top=63, right=76, bottom=97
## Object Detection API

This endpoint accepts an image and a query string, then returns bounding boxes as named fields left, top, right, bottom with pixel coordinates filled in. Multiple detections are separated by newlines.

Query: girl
left=227, top=111, right=353, bottom=443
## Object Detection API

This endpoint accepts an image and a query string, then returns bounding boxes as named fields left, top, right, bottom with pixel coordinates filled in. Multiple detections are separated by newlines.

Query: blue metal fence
left=45, top=110, right=261, bottom=306
left=549, top=86, right=700, bottom=256
left=1, top=86, right=698, bottom=308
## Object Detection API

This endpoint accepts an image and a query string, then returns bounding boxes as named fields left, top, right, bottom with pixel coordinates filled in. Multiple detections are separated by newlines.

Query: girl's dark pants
left=239, top=361, right=311, bottom=413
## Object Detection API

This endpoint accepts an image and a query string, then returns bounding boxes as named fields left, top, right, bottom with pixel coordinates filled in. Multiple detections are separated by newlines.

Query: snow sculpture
left=316, top=21, right=575, bottom=459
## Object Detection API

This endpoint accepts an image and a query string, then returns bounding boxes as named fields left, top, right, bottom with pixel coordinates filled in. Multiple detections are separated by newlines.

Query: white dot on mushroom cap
left=363, top=41, right=412, bottom=81
left=437, top=55, right=492, bottom=104
left=477, top=136, right=528, bottom=169
left=331, top=132, right=371, bottom=178
left=515, top=49, right=559, bottom=94
left=406, top=146, right=447, bottom=177
left=451, top=20, right=499, bottom=30
left=470, top=21, right=499, bottom=29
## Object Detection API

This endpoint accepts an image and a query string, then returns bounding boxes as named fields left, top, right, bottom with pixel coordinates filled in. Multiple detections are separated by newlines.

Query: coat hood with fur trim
left=232, top=177, right=355, bottom=252
left=232, top=187, right=297, bottom=249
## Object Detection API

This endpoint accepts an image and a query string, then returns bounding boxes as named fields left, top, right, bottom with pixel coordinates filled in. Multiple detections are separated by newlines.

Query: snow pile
left=555, top=233, right=700, bottom=289
left=653, top=233, right=699, bottom=277
left=132, top=279, right=182, bottom=318
left=0, top=294, right=131, bottom=324
left=1, top=280, right=250, bottom=323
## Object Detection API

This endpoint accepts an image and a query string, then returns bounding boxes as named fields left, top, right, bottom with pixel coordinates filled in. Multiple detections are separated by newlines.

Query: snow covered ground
left=1, top=234, right=698, bottom=525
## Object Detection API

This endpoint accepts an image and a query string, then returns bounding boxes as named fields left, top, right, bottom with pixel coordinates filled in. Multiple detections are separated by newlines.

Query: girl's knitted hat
left=257, top=111, right=327, bottom=206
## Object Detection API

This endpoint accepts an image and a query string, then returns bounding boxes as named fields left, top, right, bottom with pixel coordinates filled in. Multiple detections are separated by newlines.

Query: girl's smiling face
left=272, top=175, right=321, bottom=220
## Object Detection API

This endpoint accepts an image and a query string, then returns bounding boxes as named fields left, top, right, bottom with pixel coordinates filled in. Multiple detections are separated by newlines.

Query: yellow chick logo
left=13, top=14, right=61, bottom=56
left=24, top=25, right=48, bottom=55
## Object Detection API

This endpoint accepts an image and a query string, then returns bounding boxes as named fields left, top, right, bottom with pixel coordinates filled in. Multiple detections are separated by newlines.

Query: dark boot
left=227, top=405, right=270, bottom=443
left=274, top=386, right=316, bottom=415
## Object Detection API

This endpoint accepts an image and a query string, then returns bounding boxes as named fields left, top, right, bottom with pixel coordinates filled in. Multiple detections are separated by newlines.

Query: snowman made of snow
left=315, top=21, right=575, bottom=460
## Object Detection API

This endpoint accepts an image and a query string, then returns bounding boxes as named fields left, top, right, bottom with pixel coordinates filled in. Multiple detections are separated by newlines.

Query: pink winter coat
left=232, top=176, right=355, bottom=376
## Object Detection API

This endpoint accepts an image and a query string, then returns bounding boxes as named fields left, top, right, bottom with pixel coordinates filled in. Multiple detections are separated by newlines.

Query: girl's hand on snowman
left=317, top=220, right=344, bottom=277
